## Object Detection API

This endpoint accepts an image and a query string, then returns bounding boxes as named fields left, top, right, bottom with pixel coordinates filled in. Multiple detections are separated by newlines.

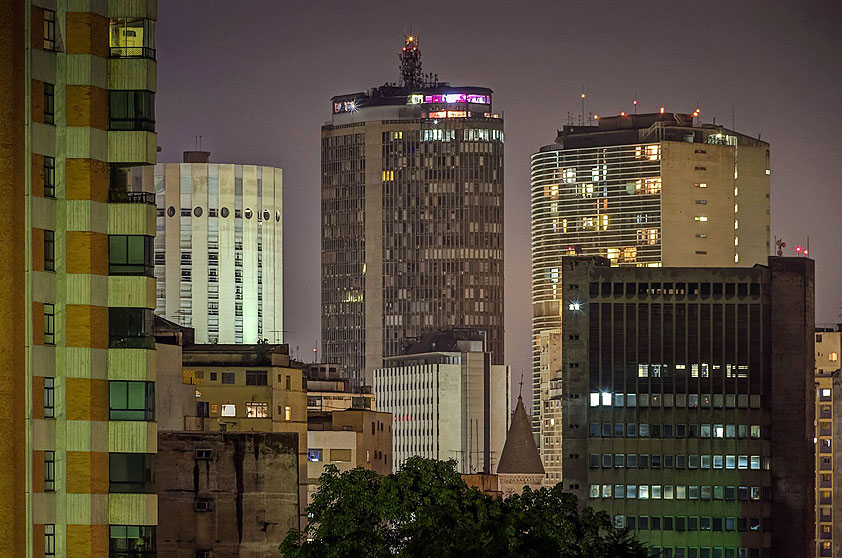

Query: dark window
left=109, top=90, right=155, bottom=131
left=109, top=235, right=154, bottom=276
left=245, top=370, right=268, bottom=386
left=45, top=450, right=55, bottom=492
left=44, top=156, right=55, bottom=198
left=44, top=83, right=55, bottom=124
left=221, top=372, right=235, bottom=384
left=109, top=453, right=154, bottom=493
left=43, top=9, right=56, bottom=50
left=109, top=381, right=155, bottom=421
left=45, top=524, right=55, bottom=557
left=109, top=525, right=156, bottom=558
left=44, top=303, right=55, bottom=345
left=108, top=307, right=154, bottom=349
left=44, top=230, right=55, bottom=271
left=43, top=377, right=55, bottom=418
left=285, top=375, right=291, bottom=390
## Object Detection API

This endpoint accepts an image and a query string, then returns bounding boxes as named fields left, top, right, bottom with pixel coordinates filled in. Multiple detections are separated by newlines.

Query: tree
left=281, top=457, right=648, bottom=558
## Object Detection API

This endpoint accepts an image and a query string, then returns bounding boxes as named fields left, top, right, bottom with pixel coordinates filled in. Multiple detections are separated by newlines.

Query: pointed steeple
left=496, top=395, right=544, bottom=475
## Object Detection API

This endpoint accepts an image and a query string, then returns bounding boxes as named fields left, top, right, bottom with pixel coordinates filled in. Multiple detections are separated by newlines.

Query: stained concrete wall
left=157, top=431, right=299, bottom=558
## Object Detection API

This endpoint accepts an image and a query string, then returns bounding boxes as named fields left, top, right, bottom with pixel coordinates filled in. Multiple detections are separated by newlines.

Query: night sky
left=156, top=1, right=842, bottom=399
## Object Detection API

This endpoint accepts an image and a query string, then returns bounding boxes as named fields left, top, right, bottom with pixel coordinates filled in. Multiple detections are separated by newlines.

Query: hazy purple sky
left=156, top=1, right=842, bottom=392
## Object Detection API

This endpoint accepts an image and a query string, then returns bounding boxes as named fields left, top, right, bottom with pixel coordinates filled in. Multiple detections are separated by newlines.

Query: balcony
left=110, top=46, right=156, bottom=60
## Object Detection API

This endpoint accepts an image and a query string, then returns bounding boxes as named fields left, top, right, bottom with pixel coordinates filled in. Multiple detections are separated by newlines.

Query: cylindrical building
left=322, top=36, right=505, bottom=384
left=154, top=151, right=283, bottom=343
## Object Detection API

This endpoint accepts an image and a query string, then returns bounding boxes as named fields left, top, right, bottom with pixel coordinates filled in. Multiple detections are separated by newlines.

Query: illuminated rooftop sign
left=408, top=93, right=491, bottom=105
left=333, top=99, right=358, bottom=113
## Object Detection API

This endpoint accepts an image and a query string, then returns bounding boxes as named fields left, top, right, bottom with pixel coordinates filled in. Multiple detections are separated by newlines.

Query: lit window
left=308, top=449, right=322, bottom=462
left=695, top=182, right=707, bottom=188
left=734, top=219, right=739, bottom=229
left=637, top=228, right=658, bottom=245
left=221, top=404, right=236, bottom=417
left=109, top=17, right=156, bottom=59
left=830, top=353, right=838, bottom=362
left=601, top=392, right=611, bottom=406
left=638, top=364, right=649, bottom=378
left=694, top=216, right=708, bottom=222
left=589, top=393, right=600, bottom=406
left=634, top=177, right=661, bottom=194
left=246, top=402, right=268, bottom=418
left=622, top=247, right=637, bottom=263
left=43, top=10, right=56, bottom=50
left=284, top=405, right=291, bottom=421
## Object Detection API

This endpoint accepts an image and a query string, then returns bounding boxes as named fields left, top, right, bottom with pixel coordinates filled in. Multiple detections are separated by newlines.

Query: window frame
left=44, top=155, right=55, bottom=198
left=44, top=303, right=55, bottom=345
left=44, top=229, right=55, bottom=271
left=108, top=235, right=154, bottom=276
left=44, top=83, right=55, bottom=125
left=108, top=90, right=156, bottom=132
left=108, top=452, right=155, bottom=494
left=45, top=450, right=56, bottom=492
left=43, top=376, right=55, bottom=418
left=109, top=380, right=155, bottom=421
left=108, top=525, right=156, bottom=558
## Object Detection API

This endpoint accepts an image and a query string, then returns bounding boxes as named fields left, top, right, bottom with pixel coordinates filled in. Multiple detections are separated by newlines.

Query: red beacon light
left=620, top=111, right=627, bottom=116
left=659, top=106, right=665, bottom=114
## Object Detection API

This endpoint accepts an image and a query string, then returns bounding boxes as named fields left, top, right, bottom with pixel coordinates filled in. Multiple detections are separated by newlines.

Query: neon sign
left=408, top=93, right=491, bottom=105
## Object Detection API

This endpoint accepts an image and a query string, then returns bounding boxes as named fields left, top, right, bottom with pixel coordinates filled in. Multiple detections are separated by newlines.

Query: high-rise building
left=153, top=151, right=283, bottom=344
left=814, top=325, right=841, bottom=558
left=321, top=36, right=504, bottom=384
left=0, top=2, right=159, bottom=555
left=373, top=329, right=511, bottom=474
left=553, top=256, right=815, bottom=557
left=531, top=111, right=771, bottom=433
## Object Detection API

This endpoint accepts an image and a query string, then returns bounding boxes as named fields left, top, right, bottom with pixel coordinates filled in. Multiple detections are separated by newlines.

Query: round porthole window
left=263, top=209, right=270, bottom=221
left=167, top=206, right=175, bottom=217
left=221, top=207, right=229, bottom=218
left=194, top=207, right=203, bottom=217
left=275, top=210, right=281, bottom=222
left=244, top=208, right=253, bottom=219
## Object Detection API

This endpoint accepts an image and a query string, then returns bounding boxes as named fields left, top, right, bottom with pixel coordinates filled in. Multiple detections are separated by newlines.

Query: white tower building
left=154, top=151, right=283, bottom=343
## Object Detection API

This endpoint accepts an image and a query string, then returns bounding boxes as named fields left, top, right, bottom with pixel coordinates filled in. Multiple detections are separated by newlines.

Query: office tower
left=153, top=151, right=283, bottom=344
left=373, top=329, right=511, bottom=473
left=814, top=325, right=841, bottom=558
left=322, top=36, right=504, bottom=384
left=553, top=256, right=814, bottom=557
left=532, top=111, right=771, bottom=433
left=0, top=2, right=159, bottom=556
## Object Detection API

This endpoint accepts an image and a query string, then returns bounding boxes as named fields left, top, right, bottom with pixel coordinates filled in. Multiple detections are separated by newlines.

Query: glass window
left=639, top=423, right=649, bottom=437
left=109, top=525, right=156, bottom=557
left=221, top=404, right=236, bottom=417
left=45, top=524, right=55, bottom=557
left=726, top=455, right=736, bottom=469
left=750, top=425, right=761, bottom=438
left=639, top=485, right=649, bottom=499
left=44, top=156, right=55, bottom=198
left=221, top=372, right=235, bottom=384
left=589, top=484, right=600, bottom=498
left=109, top=381, right=155, bottom=421
left=750, top=455, right=760, bottom=470
left=44, top=83, right=54, bottom=124
left=109, top=90, right=155, bottom=132
left=44, top=303, right=55, bottom=345
left=43, top=230, right=55, bottom=271
left=602, top=484, right=612, bottom=498
left=245, top=370, right=268, bottom=385
left=109, top=236, right=154, bottom=276
left=109, top=453, right=154, bottom=493
left=738, top=455, right=748, bottom=469
left=45, top=450, right=55, bottom=492
left=307, top=448, right=322, bottom=462
left=109, top=307, right=154, bottom=348
left=43, top=377, right=55, bottom=418
left=614, top=485, right=624, bottom=499
left=246, top=402, right=268, bottom=418
left=651, top=485, right=661, bottom=499
left=109, top=18, right=156, bottom=59
left=43, top=9, right=56, bottom=50
left=713, top=455, right=723, bottom=469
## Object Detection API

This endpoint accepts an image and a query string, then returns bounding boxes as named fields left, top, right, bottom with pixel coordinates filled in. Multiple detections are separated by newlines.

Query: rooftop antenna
left=199, top=135, right=202, bottom=151
left=633, top=92, right=638, bottom=114
left=399, top=32, right=423, bottom=88
left=518, top=372, right=524, bottom=398
left=580, top=87, right=586, bottom=125
left=731, top=105, right=735, bottom=130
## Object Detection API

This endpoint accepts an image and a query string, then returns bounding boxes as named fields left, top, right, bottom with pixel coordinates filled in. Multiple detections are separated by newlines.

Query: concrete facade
left=554, top=256, right=814, bottom=557
left=153, top=154, right=283, bottom=344
left=373, top=331, right=510, bottom=473
left=1, top=1, right=159, bottom=555
left=157, top=431, right=299, bottom=558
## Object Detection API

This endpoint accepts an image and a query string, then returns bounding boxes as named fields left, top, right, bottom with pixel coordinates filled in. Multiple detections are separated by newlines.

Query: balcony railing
left=109, top=190, right=156, bottom=205
left=110, top=46, right=156, bottom=60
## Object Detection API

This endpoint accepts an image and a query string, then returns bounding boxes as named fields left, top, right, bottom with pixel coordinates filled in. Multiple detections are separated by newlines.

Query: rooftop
left=496, top=396, right=544, bottom=475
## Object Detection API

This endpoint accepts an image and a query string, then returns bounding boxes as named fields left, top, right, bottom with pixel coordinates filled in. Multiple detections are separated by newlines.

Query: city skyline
left=156, top=1, right=842, bottom=401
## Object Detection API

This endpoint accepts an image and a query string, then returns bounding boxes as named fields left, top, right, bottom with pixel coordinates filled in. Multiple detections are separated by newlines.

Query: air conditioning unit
left=194, top=499, right=214, bottom=512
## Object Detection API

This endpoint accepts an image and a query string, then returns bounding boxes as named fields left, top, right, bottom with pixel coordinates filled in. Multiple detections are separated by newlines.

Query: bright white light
left=568, top=301, right=581, bottom=311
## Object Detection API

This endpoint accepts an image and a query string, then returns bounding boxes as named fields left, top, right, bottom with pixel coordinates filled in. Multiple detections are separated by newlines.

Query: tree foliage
left=281, top=457, right=648, bottom=558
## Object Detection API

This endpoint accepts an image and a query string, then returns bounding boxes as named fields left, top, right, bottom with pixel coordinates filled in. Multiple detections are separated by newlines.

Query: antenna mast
left=399, top=34, right=423, bottom=88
